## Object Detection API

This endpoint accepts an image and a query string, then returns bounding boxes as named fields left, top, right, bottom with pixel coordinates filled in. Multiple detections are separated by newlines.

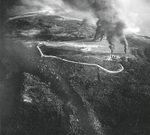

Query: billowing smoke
left=62, top=0, right=150, bottom=36
left=63, top=0, right=118, bottom=22
left=63, top=0, right=126, bottom=38
left=6, top=0, right=150, bottom=36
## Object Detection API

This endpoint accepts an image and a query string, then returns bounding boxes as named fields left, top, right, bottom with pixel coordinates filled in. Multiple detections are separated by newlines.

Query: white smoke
left=7, top=0, right=69, bottom=15
left=115, top=0, right=150, bottom=36
left=7, top=0, right=150, bottom=36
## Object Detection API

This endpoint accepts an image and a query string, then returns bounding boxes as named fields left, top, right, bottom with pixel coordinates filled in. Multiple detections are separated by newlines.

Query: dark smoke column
left=62, top=0, right=118, bottom=22
left=63, top=0, right=128, bottom=56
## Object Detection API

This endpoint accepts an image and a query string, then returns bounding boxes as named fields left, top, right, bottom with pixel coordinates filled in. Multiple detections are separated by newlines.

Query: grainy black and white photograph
left=1, top=0, right=150, bottom=135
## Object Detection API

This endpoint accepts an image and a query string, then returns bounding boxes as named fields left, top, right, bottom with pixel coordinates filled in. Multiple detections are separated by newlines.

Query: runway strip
left=37, top=44, right=124, bottom=74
